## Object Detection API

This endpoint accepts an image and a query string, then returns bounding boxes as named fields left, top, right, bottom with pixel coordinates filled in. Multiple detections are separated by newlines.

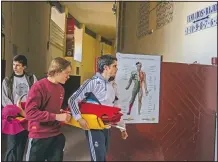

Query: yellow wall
left=64, top=24, right=101, bottom=83
left=64, top=8, right=115, bottom=83
left=80, top=27, right=100, bottom=83
left=80, top=35, right=115, bottom=83
left=111, top=40, right=116, bottom=55
left=102, top=42, right=113, bottom=55
left=63, top=7, right=115, bottom=84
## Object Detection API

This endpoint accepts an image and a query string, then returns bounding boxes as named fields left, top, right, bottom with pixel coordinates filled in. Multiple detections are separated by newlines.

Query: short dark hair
left=47, top=57, right=71, bottom=77
left=97, top=54, right=117, bottom=73
left=136, top=62, right=142, bottom=65
left=13, top=55, right=28, bottom=67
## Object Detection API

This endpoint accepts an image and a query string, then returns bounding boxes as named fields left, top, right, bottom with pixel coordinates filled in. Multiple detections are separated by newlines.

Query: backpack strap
left=4, top=75, right=14, bottom=103
left=25, top=72, right=34, bottom=88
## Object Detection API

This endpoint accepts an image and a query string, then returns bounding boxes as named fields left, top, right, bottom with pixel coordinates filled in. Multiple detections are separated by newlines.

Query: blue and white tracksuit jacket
left=68, top=72, right=125, bottom=161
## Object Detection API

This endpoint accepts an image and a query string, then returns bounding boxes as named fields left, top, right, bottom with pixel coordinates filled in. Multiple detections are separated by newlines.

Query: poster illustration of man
left=115, top=53, right=161, bottom=124
left=125, top=62, right=148, bottom=115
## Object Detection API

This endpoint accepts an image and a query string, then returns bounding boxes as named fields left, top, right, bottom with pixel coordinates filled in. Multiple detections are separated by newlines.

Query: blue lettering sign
left=185, top=15, right=217, bottom=35
left=187, top=3, right=217, bottom=23
left=185, top=3, right=217, bottom=35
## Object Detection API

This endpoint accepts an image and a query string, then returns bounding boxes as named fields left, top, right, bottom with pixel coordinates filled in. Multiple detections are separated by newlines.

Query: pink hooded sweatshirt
left=2, top=103, right=28, bottom=135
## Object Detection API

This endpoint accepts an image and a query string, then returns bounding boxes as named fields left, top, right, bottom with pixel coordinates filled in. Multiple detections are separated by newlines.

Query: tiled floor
left=61, top=126, right=90, bottom=161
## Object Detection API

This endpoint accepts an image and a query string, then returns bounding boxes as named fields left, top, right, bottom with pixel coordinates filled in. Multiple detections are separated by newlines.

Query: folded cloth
left=79, top=102, right=123, bottom=124
left=2, top=105, right=27, bottom=135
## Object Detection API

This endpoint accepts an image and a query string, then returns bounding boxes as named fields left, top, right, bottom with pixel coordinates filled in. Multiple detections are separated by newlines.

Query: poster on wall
left=65, top=18, right=75, bottom=57
left=115, top=53, right=161, bottom=123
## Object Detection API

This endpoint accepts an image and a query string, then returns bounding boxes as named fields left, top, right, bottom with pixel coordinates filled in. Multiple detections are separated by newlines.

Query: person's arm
left=125, top=72, right=133, bottom=90
left=2, top=78, right=13, bottom=107
left=68, top=79, right=95, bottom=121
left=25, top=84, right=56, bottom=122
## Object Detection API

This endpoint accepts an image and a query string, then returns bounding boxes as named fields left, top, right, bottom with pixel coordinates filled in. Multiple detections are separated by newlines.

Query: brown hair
left=47, top=57, right=71, bottom=77
left=13, top=54, right=28, bottom=67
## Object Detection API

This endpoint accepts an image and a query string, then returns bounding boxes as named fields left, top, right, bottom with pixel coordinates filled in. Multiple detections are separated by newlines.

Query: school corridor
left=1, top=1, right=217, bottom=161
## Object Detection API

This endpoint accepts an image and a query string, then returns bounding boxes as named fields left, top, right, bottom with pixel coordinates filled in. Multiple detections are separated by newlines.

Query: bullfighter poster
left=115, top=53, right=161, bottom=123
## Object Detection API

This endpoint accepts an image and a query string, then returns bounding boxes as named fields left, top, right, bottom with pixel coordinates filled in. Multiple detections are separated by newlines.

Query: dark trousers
left=4, top=130, right=28, bottom=161
left=26, top=133, right=65, bottom=161
left=85, top=129, right=110, bottom=161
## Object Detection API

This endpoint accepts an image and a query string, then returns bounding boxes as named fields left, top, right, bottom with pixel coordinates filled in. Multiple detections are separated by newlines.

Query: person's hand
left=78, top=118, right=89, bottom=130
left=56, top=113, right=71, bottom=122
left=121, top=130, right=128, bottom=139
left=60, top=109, right=71, bottom=114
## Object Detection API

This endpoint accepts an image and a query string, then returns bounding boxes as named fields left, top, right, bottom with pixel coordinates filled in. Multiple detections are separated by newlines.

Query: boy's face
left=55, top=66, right=72, bottom=84
left=105, top=60, right=118, bottom=78
left=13, top=61, right=25, bottom=75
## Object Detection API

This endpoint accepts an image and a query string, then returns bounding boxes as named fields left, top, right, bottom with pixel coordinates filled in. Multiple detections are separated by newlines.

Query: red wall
left=107, top=62, right=217, bottom=161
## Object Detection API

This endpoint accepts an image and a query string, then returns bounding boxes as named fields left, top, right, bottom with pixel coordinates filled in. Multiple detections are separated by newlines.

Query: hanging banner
left=65, top=18, right=75, bottom=57
left=115, top=53, right=162, bottom=123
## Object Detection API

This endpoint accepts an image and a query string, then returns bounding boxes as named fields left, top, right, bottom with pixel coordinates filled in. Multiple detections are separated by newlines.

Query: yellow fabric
left=66, top=114, right=109, bottom=129
left=16, top=114, right=109, bottom=130
left=16, top=117, right=25, bottom=121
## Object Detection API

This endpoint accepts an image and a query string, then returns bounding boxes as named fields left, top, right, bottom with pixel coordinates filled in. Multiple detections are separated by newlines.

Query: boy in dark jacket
left=2, top=54, right=37, bottom=161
